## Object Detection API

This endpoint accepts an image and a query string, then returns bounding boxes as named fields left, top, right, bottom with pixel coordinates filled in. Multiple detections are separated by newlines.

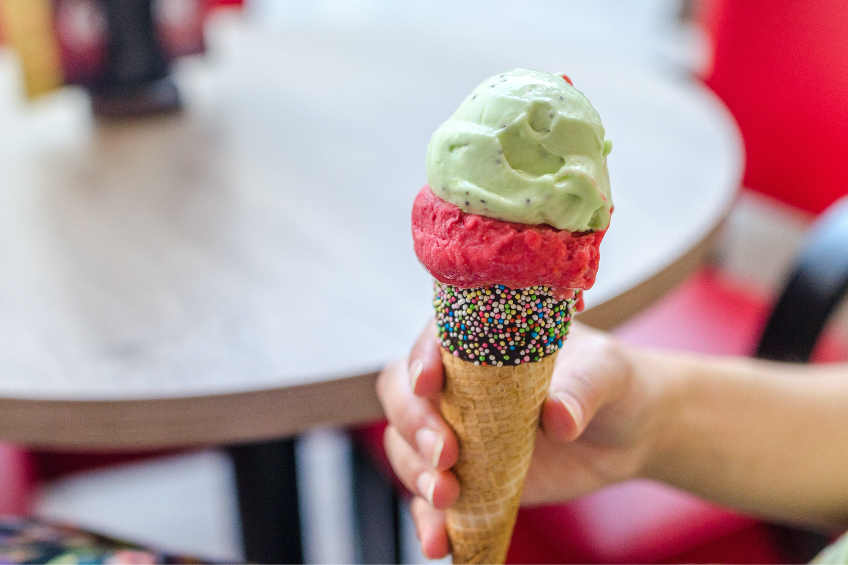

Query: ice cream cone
left=433, top=282, right=575, bottom=563
left=412, top=69, right=611, bottom=564
left=440, top=349, right=557, bottom=564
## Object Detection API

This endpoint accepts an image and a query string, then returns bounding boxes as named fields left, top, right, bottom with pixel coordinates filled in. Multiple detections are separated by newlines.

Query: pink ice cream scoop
left=412, top=185, right=607, bottom=303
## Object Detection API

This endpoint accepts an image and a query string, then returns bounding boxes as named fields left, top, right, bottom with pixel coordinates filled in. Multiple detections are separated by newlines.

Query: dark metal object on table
left=228, top=439, right=304, bottom=564
left=91, top=0, right=181, bottom=117
left=91, top=77, right=180, bottom=117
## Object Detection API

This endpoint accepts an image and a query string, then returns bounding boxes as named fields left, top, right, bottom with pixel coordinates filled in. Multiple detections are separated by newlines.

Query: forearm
left=635, top=349, right=848, bottom=528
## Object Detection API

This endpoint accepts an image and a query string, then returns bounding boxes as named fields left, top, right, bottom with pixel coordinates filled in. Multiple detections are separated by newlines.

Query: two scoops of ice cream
left=411, top=68, right=613, bottom=563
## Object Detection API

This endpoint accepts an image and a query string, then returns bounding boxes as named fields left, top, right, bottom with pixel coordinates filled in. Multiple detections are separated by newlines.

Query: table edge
left=0, top=371, right=384, bottom=450
left=578, top=207, right=731, bottom=331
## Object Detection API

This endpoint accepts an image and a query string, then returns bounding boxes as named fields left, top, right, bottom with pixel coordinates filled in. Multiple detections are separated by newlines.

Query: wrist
left=623, top=346, right=690, bottom=483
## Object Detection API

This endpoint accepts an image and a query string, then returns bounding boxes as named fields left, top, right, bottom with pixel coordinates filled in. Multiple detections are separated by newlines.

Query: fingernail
left=415, top=428, right=444, bottom=468
left=417, top=472, right=436, bottom=505
left=409, top=358, right=424, bottom=393
left=431, top=433, right=444, bottom=468
left=555, top=392, right=582, bottom=430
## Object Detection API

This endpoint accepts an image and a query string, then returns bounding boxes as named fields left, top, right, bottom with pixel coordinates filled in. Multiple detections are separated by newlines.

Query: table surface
left=0, top=15, right=742, bottom=449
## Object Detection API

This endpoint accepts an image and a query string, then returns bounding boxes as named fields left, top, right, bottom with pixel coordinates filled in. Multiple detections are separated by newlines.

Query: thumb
left=541, top=373, right=593, bottom=442
left=540, top=334, right=629, bottom=442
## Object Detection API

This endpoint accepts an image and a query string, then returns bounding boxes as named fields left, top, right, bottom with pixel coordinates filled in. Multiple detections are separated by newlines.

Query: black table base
left=228, top=439, right=303, bottom=564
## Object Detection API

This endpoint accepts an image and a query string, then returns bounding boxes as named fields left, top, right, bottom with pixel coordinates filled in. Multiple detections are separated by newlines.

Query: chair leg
left=351, top=444, right=403, bottom=564
left=228, top=439, right=303, bottom=564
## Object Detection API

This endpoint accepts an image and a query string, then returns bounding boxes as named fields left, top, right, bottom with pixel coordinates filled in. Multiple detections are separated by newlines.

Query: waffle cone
left=439, top=348, right=557, bottom=564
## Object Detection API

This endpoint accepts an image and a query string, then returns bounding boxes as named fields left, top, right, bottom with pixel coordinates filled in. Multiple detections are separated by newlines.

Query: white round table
left=0, top=17, right=742, bottom=449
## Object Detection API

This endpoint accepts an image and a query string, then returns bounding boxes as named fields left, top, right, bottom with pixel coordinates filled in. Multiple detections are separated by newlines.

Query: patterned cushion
left=0, top=517, right=221, bottom=564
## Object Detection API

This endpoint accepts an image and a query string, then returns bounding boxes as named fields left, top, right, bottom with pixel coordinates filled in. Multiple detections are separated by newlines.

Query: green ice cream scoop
left=426, top=68, right=613, bottom=232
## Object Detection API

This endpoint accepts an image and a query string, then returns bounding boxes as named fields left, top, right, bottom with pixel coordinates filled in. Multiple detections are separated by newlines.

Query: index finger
left=376, top=322, right=458, bottom=471
left=408, top=320, right=446, bottom=400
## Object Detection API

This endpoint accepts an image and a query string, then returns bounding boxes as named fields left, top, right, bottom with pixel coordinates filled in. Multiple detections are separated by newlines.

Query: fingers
left=411, top=497, right=450, bottom=560
left=384, top=425, right=460, bottom=509
left=408, top=320, right=446, bottom=400
left=376, top=321, right=456, bottom=560
left=376, top=324, right=458, bottom=471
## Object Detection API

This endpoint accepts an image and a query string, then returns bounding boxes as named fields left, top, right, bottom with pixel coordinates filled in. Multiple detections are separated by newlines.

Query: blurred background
left=2, top=0, right=848, bottom=563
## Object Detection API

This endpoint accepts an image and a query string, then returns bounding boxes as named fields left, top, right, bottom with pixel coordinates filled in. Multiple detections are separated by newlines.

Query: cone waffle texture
left=440, top=348, right=558, bottom=564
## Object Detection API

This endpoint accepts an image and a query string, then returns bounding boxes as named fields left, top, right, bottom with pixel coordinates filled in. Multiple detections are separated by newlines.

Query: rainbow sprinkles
left=434, top=282, right=576, bottom=366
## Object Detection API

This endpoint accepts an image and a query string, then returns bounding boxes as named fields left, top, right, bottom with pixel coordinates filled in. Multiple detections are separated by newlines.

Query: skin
left=376, top=321, right=848, bottom=560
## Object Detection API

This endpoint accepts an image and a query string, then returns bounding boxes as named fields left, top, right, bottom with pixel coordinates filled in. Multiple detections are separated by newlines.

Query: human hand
left=376, top=320, right=660, bottom=559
